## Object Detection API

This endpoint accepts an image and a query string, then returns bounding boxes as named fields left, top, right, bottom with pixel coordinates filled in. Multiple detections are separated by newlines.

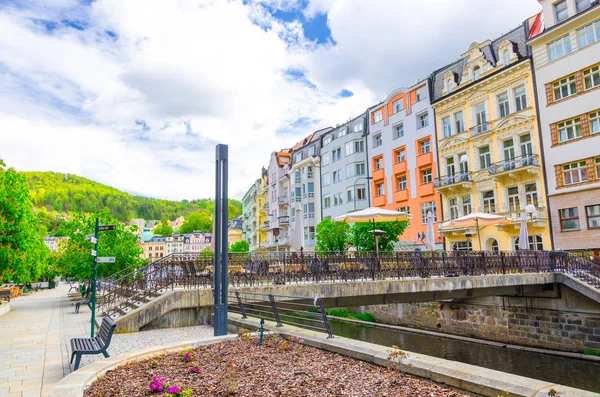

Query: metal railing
left=470, top=122, right=491, bottom=137
left=278, top=216, right=290, bottom=225
left=277, top=196, right=288, bottom=204
left=229, top=291, right=333, bottom=338
left=434, top=171, right=472, bottom=188
left=488, top=155, right=539, bottom=175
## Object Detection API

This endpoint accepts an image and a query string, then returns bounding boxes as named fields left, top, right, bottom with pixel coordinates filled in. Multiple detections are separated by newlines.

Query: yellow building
left=431, top=24, right=551, bottom=251
left=141, top=236, right=167, bottom=260
left=242, top=168, right=269, bottom=251
left=228, top=217, right=243, bottom=247
left=256, top=170, right=269, bottom=249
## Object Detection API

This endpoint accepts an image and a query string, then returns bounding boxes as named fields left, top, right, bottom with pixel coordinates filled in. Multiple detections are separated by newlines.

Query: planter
left=49, top=281, right=56, bottom=289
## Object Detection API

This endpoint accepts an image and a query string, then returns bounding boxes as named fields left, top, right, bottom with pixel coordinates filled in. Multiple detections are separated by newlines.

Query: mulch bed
left=85, top=335, right=472, bottom=396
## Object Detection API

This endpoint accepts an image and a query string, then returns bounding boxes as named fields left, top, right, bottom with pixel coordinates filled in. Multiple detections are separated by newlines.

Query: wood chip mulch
left=84, top=336, right=472, bottom=396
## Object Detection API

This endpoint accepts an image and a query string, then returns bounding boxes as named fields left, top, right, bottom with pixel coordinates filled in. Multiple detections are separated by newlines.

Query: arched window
left=473, top=66, right=481, bottom=81
left=514, top=235, right=543, bottom=251
left=486, top=238, right=500, bottom=253
left=503, top=50, right=511, bottom=66
left=452, top=241, right=473, bottom=251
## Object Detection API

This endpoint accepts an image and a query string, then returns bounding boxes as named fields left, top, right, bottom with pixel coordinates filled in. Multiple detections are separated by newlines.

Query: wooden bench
left=0, top=290, right=10, bottom=302
left=70, top=317, right=116, bottom=371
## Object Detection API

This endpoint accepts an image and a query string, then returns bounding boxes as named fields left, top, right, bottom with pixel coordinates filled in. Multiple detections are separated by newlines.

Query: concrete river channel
left=326, top=319, right=600, bottom=393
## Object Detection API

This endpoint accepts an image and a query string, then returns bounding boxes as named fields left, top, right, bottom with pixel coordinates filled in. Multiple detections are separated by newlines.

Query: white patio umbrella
left=290, top=207, right=304, bottom=252
left=440, top=212, right=510, bottom=251
left=425, top=211, right=436, bottom=251
left=518, top=214, right=530, bottom=250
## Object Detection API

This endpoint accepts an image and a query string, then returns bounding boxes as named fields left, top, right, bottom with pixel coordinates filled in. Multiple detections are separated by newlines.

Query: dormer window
left=576, top=0, right=590, bottom=12
left=338, top=128, right=348, bottom=138
left=503, top=50, right=511, bottom=66
left=555, top=0, right=568, bottom=22
left=473, top=66, right=481, bottom=81
left=323, top=135, right=332, bottom=146
left=353, top=123, right=363, bottom=132
left=373, top=109, right=383, bottom=123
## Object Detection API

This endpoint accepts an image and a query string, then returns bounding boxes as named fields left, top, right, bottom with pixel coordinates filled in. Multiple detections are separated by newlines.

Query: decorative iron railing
left=488, top=155, right=539, bottom=175
left=278, top=216, right=290, bottom=225
left=469, top=122, right=491, bottom=137
left=434, top=171, right=472, bottom=188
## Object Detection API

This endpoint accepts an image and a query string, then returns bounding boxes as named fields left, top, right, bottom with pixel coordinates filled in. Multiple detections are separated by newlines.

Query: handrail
left=488, top=154, right=539, bottom=175
left=434, top=171, right=472, bottom=188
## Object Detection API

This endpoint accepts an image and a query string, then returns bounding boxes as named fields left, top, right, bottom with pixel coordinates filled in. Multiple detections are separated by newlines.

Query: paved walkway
left=0, top=283, right=214, bottom=397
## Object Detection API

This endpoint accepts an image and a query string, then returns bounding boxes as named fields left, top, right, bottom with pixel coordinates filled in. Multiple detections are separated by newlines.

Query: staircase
left=566, top=251, right=600, bottom=289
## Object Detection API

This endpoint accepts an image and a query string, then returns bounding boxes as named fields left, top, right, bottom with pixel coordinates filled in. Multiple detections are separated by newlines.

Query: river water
left=328, top=319, right=600, bottom=393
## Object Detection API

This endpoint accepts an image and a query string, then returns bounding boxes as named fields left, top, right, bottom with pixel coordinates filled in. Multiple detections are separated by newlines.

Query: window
left=333, top=170, right=342, bottom=183
left=322, top=171, right=330, bottom=185
left=446, top=78, right=456, bottom=93
left=525, top=183, right=539, bottom=207
left=373, top=109, right=383, bottom=123
left=354, top=123, right=363, bottom=132
left=596, top=157, right=600, bottom=177
left=548, top=35, right=572, bottom=61
left=395, top=149, right=406, bottom=163
left=563, top=161, right=588, bottom=184
left=452, top=241, right=473, bottom=251
left=474, top=102, right=487, bottom=126
left=446, top=157, right=455, bottom=176
left=306, top=165, right=314, bottom=179
left=347, top=188, right=354, bottom=203
left=294, top=152, right=303, bottom=162
left=553, top=76, right=577, bottom=100
left=332, top=147, right=342, bottom=162
left=416, top=86, right=427, bottom=101
left=577, top=21, right=598, bottom=48
left=584, top=65, right=600, bottom=90
left=345, top=142, right=354, bottom=156
left=473, top=66, right=481, bottom=81
left=586, top=205, right=600, bottom=228
left=560, top=207, right=580, bottom=230
left=462, top=195, right=472, bottom=216
left=323, top=135, right=332, bottom=146
left=454, top=111, right=465, bottom=133
left=355, top=162, right=366, bottom=176
left=417, top=112, right=429, bottom=129
left=422, top=169, right=433, bottom=184
left=337, top=128, right=347, bottom=138
left=307, top=182, right=314, bottom=197
left=376, top=183, right=385, bottom=196
left=393, top=123, right=404, bottom=139
left=322, top=152, right=330, bottom=166
left=482, top=190, right=496, bottom=213
left=442, top=116, right=452, bottom=138
left=354, top=140, right=364, bottom=153
left=333, top=193, right=343, bottom=206
left=503, top=50, right=511, bottom=66
left=398, top=206, right=410, bottom=214
left=420, top=139, right=431, bottom=154
left=375, top=157, right=383, bottom=170
left=304, top=226, right=315, bottom=241
left=294, top=171, right=301, bottom=184
left=357, top=187, right=367, bottom=200
left=373, top=134, right=382, bottom=147
left=393, top=99, right=404, bottom=113
left=459, top=153, right=469, bottom=173
left=508, top=186, right=520, bottom=212
left=503, top=139, right=515, bottom=161
left=479, top=146, right=491, bottom=169
left=397, top=175, right=407, bottom=191
left=514, top=86, right=527, bottom=111
left=514, top=236, right=544, bottom=251
left=308, top=145, right=316, bottom=157
left=558, top=118, right=583, bottom=142
left=449, top=198, right=459, bottom=220
left=555, top=0, right=568, bottom=22
left=420, top=201, right=437, bottom=224
left=498, top=92, right=510, bottom=117
left=577, top=0, right=591, bottom=12
left=324, top=196, right=331, bottom=209
left=345, top=164, right=355, bottom=178
left=590, top=111, right=600, bottom=134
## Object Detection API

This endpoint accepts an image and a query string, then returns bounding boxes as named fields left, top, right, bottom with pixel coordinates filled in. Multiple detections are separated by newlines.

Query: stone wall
left=359, top=285, right=600, bottom=353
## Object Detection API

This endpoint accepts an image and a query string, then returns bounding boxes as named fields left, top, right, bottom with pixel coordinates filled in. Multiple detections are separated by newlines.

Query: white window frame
left=584, top=65, right=600, bottom=90
left=376, top=182, right=385, bottom=197
left=577, top=21, right=598, bottom=48
left=442, top=116, right=452, bottom=138
left=548, top=35, right=572, bottom=62
left=375, top=157, right=383, bottom=170
left=590, top=111, right=600, bottom=134
left=563, top=161, right=588, bottom=185
left=393, top=123, right=404, bottom=139
left=555, top=0, right=568, bottom=22
left=420, top=139, right=431, bottom=155
left=393, top=99, right=405, bottom=113
left=497, top=92, right=510, bottom=117
left=373, top=134, right=382, bottom=148
left=396, top=149, right=406, bottom=163
left=507, top=186, right=520, bottom=212
left=514, top=85, right=527, bottom=112
left=479, top=146, right=491, bottom=169
left=397, top=175, right=407, bottom=191
left=422, top=169, right=433, bottom=185
left=454, top=111, right=465, bottom=133
left=553, top=76, right=576, bottom=100
left=420, top=201, right=437, bottom=224
left=482, top=190, right=496, bottom=214
left=417, top=112, right=429, bottom=129
left=558, top=118, right=583, bottom=143
left=373, top=109, right=383, bottom=123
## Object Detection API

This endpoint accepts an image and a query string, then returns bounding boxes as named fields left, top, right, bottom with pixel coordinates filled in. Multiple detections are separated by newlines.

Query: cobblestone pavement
left=0, top=283, right=214, bottom=397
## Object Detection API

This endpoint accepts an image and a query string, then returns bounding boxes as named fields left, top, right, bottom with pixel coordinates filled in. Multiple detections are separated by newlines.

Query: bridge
left=96, top=250, right=600, bottom=332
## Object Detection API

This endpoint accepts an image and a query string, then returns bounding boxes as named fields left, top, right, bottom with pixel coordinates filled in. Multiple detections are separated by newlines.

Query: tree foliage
left=230, top=240, right=250, bottom=252
left=178, top=211, right=212, bottom=233
left=0, top=160, right=48, bottom=283
left=153, top=222, right=174, bottom=236
left=23, top=171, right=242, bottom=225
left=315, top=218, right=351, bottom=252
left=350, top=221, right=409, bottom=252
left=57, top=211, right=145, bottom=280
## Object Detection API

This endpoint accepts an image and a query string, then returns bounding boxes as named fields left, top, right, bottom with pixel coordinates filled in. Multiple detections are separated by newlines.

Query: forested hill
left=23, top=171, right=242, bottom=222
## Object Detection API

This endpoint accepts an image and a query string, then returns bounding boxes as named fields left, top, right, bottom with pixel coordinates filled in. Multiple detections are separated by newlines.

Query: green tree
left=230, top=240, right=250, bottom=252
left=58, top=211, right=144, bottom=280
left=350, top=221, right=409, bottom=252
left=315, top=218, right=351, bottom=252
left=179, top=211, right=212, bottom=233
left=153, top=222, right=174, bottom=236
left=0, top=160, right=47, bottom=283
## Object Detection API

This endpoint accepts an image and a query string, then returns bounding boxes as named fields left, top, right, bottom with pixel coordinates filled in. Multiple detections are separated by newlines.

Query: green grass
left=327, top=308, right=376, bottom=323
left=584, top=348, right=600, bottom=357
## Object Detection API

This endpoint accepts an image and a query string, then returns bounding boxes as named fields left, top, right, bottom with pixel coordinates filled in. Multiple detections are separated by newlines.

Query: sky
left=0, top=0, right=542, bottom=201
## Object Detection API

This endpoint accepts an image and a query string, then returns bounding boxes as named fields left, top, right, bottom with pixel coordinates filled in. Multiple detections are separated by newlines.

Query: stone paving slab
left=0, top=283, right=214, bottom=397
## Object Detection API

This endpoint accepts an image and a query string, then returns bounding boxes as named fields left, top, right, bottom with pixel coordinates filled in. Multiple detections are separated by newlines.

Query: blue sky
left=0, top=0, right=542, bottom=200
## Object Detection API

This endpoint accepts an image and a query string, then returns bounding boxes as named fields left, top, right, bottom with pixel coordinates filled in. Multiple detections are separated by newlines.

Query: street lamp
left=525, top=204, right=536, bottom=251
left=353, top=176, right=373, bottom=211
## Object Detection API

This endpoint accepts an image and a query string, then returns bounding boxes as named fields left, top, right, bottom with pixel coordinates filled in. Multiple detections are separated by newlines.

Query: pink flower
left=167, top=385, right=180, bottom=393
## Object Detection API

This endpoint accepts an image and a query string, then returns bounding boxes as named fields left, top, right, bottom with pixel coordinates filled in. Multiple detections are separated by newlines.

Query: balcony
left=416, top=152, right=433, bottom=168
left=393, top=161, right=407, bottom=175
left=469, top=122, right=491, bottom=138
left=417, top=182, right=435, bottom=197
left=496, top=206, right=548, bottom=230
left=260, top=221, right=270, bottom=230
left=303, top=213, right=316, bottom=219
left=393, top=189, right=409, bottom=203
left=291, top=196, right=301, bottom=203
left=277, top=196, right=288, bottom=204
left=373, top=168, right=385, bottom=180
left=302, top=192, right=315, bottom=199
left=278, top=216, right=290, bottom=225
left=434, top=172, right=473, bottom=192
left=488, top=155, right=540, bottom=178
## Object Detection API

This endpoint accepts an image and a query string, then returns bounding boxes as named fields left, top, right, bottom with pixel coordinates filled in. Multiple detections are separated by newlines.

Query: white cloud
left=0, top=0, right=541, bottom=201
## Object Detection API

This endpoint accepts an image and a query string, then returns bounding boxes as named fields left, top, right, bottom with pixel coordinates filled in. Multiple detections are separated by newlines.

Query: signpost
left=213, top=144, right=229, bottom=336
left=90, top=220, right=116, bottom=337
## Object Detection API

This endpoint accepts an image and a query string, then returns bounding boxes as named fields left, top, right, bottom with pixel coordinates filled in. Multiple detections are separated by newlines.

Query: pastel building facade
left=43, top=236, right=69, bottom=252
left=143, top=236, right=166, bottom=260
left=432, top=24, right=551, bottom=251
left=367, top=81, right=443, bottom=249
left=529, top=0, right=600, bottom=252
left=165, top=234, right=185, bottom=255
left=242, top=178, right=259, bottom=249
left=265, top=151, right=292, bottom=250
left=320, top=115, right=370, bottom=220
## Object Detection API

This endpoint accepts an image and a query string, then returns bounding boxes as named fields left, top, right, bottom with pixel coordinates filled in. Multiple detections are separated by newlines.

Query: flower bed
left=84, top=334, right=470, bottom=396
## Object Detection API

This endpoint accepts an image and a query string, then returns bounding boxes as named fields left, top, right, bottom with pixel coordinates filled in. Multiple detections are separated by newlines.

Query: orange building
left=367, top=80, right=443, bottom=249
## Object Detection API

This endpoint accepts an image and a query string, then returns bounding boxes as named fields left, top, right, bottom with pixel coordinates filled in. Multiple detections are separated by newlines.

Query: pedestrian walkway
left=0, top=283, right=214, bottom=397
